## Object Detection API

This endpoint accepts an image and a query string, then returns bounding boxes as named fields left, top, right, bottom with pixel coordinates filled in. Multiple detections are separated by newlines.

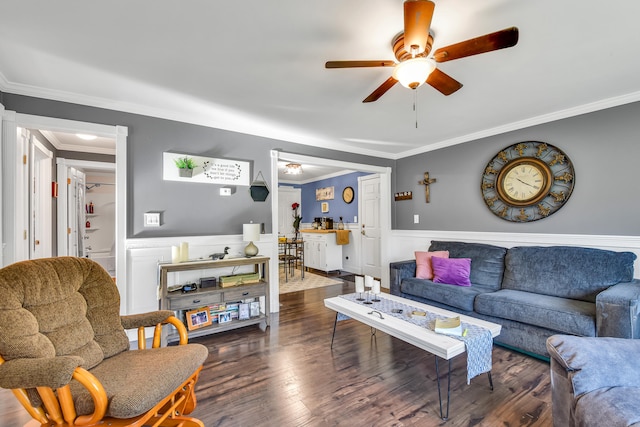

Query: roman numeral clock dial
left=480, top=142, right=575, bottom=222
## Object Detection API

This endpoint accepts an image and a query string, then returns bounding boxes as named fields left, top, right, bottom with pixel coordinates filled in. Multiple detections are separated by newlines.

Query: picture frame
left=218, top=311, right=232, bottom=324
left=321, top=202, right=329, bottom=213
left=238, top=303, right=250, bottom=320
left=315, top=186, right=334, bottom=201
left=250, top=301, right=261, bottom=317
left=186, top=307, right=212, bottom=330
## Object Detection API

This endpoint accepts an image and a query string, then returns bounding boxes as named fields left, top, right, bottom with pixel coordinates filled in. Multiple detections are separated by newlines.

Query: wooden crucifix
left=418, top=172, right=437, bottom=203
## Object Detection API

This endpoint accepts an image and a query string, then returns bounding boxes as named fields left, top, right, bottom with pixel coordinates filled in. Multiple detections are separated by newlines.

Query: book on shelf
left=434, top=316, right=464, bottom=336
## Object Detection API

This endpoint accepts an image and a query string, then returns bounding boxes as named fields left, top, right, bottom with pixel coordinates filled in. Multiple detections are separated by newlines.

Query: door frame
left=57, top=159, right=115, bottom=257
left=1, top=111, right=128, bottom=311
left=30, top=134, right=54, bottom=258
left=271, top=150, right=392, bottom=304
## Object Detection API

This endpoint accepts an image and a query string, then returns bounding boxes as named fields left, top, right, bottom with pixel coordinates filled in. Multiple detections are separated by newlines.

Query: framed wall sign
left=321, top=202, right=329, bottom=213
left=316, top=186, right=334, bottom=200
left=163, top=152, right=250, bottom=185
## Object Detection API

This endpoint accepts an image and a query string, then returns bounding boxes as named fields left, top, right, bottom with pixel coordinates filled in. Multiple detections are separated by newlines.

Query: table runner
left=337, top=293, right=493, bottom=384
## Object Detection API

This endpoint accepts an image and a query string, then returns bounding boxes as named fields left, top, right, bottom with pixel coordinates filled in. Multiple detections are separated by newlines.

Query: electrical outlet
left=414, top=214, right=419, bottom=224
left=144, top=212, right=161, bottom=227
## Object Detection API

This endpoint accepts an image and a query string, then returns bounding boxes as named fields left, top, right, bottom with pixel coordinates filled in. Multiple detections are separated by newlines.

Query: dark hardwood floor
left=0, top=281, right=553, bottom=426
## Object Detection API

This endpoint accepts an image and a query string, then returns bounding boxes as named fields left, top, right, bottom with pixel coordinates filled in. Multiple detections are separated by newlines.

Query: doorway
left=270, top=151, right=391, bottom=312
left=1, top=111, right=128, bottom=310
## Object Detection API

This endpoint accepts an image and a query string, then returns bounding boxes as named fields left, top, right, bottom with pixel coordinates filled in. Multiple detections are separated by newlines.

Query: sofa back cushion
left=0, top=257, right=129, bottom=369
left=428, top=241, right=507, bottom=290
left=503, top=246, right=637, bottom=302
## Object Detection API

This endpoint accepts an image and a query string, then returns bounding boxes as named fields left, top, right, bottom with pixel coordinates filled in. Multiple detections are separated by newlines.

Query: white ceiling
left=2, top=1, right=640, bottom=160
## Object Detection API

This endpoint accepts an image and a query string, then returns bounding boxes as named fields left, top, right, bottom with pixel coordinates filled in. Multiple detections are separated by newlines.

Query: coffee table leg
left=330, top=313, right=339, bottom=349
left=434, top=356, right=451, bottom=421
left=487, top=371, right=494, bottom=391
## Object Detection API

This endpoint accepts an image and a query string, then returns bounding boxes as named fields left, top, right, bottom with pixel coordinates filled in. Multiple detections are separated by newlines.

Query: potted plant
left=174, top=156, right=197, bottom=177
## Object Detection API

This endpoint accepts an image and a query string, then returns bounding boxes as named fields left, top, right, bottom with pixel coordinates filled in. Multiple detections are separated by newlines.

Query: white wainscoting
left=124, top=234, right=276, bottom=341
left=386, top=230, right=640, bottom=280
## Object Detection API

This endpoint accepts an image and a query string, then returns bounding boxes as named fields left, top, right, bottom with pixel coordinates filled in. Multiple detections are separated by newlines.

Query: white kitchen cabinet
left=302, top=232, right=342, bottom=272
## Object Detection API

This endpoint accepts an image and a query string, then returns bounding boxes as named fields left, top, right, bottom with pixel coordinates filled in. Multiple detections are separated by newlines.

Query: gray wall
left=2, top=94, right=393, bottom=238
left=393, top=101, right=640, bottom=236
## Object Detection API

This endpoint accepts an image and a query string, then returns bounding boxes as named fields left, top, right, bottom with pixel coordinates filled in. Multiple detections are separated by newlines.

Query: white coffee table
left=324, top=293, right=501, bottom=420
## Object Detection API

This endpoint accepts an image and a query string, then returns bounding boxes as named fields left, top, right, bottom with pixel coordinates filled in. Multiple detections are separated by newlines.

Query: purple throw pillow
left=432, top=257, right=472, bottom=287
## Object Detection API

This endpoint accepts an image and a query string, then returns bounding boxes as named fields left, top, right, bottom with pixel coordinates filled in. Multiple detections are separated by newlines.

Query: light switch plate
left=144, top=212, right=161, bottom=227
left=414, top=214, right=419, bottom=224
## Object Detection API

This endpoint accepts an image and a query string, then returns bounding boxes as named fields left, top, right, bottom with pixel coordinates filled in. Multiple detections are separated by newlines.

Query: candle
left=365, top=275, right=374, bottom=289
left=355, top=276, right=365, bottom=293
left=372, top=279, right=381, bottom=294
left=180, top=242, right=189, bottom=262
left=171, top=246, right=181, bottom=263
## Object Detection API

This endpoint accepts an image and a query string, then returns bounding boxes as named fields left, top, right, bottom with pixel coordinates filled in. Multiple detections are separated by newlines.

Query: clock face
left=342, top=186, right=354, bottom=204
left=498, top=158, right=551, bottom=205
left=481, top=142, right=575, bottom=223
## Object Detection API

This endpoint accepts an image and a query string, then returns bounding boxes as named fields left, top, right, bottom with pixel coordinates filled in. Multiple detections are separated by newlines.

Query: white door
left=66, top=167, right=86, bottom=257
left=29, top=136, right=53, bottom=259
left=278, top=187, right=301, bottom=238
left=359, top=174, right=381, bottom=279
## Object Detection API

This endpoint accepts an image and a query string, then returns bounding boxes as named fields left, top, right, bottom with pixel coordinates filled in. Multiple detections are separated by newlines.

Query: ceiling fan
left=325, top=0, right=519, bottom=103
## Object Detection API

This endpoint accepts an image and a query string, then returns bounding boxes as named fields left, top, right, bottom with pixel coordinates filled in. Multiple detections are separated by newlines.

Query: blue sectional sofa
left=390, top=241, right=640, bottom=357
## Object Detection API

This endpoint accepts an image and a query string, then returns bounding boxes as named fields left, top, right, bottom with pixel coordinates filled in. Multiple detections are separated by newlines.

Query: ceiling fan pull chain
left=414, top=89, right=419, bottom=128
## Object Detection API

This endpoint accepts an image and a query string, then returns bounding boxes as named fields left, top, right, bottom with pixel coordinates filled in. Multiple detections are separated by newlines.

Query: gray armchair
left=546, top=335, right=640, bottom=427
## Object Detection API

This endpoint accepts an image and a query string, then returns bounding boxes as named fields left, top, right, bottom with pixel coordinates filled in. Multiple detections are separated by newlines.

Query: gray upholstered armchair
left=0, top=257, right=209, bottom=427
left=546, top=335, right=640, bottom=427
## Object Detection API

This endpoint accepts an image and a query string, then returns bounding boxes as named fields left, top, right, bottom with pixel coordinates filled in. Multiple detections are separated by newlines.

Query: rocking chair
left=0, top=257, right=208, bottom=426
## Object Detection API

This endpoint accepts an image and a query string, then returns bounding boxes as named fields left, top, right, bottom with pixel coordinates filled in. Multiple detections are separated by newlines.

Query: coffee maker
left=313, top=217, right=322, bottom=229
left=322, top=217, right=334, bottom=230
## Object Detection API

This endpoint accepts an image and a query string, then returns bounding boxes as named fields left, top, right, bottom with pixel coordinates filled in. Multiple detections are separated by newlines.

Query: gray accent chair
left=547, top=335, right=640, bottom=427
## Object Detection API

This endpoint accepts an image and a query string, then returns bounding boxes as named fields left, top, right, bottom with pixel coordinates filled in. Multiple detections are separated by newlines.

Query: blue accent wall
left=300, top=172, right=371, bottom=225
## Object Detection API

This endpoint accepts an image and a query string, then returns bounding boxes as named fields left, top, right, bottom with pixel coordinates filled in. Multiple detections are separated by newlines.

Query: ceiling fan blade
left=325, top=60, right=395, bottom=69
left=433, top=27, right=519, bottom=63
left=404, top=0, right=435, bottom=55
left=363, top=77, right=398, bottom=103
left=426, top=68, right=463, bottom=96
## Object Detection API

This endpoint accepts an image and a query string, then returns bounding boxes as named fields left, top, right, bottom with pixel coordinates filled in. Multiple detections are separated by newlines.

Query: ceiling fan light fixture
left=284, top=163, right=303, bottom=175
left=392, top=58, right=436, bottom=89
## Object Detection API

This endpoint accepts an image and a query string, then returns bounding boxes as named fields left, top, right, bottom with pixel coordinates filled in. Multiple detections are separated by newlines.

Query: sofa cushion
left=415, top=251, right=449, bottom=279
left=432, top=257, right=472, bottom=287
left=475, top=289, right=596, bottom=336
left=401, top=278, right=485, bottom=311
left=428, top=241, right=507, bottom=290
left=502, top=246, right=637, bottom=302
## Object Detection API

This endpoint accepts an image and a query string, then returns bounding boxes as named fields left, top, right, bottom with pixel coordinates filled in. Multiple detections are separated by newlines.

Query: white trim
left=0, top=103, right=4, bottom=264
left=5, top=112, right=129, bottom=312
left=271, top=150, right=392, bottom=290
left=4, top=70, right=640, bottom=160
left=392, top=90, right=640, bottom=159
